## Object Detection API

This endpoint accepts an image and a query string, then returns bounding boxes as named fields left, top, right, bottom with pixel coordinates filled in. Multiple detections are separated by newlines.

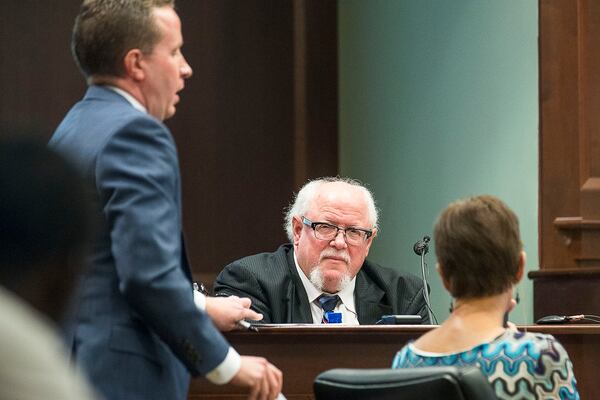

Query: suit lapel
left=355, top=270, right=392, bottom=324
left=282, top=247, right=312, bottom=323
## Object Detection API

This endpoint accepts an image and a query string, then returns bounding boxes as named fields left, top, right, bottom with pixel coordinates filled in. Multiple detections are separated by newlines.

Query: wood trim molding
left=553, top=217, right=600, bottom=230
left=529, top=267, right=600, bottom=279
left=540, top=1, right=600, bottom=269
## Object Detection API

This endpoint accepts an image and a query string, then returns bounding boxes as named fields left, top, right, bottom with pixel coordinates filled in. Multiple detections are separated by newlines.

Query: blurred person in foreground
left=214, top=177, right=429, bottom=325
left=49, top=1, right=281, bottom=399
left=0, top=136, right=98, bottom=400
left=392, top=195, right=579, bottom=399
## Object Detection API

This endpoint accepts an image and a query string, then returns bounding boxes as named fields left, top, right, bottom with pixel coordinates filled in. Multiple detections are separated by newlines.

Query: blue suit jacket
left=50, top=86, right=230, bottom=400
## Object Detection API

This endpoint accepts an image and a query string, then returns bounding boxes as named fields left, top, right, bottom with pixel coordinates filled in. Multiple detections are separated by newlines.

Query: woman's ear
left=516, top=250, right=526, bottom=282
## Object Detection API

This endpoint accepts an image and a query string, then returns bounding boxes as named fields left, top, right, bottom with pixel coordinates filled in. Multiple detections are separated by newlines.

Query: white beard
left=309, top=266, right=351, bottom=293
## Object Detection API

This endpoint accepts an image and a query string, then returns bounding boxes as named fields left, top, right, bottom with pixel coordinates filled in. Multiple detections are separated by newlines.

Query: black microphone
left=413, top=235, right=434, bottom=324
left=413, top=236, right=430, bottom=256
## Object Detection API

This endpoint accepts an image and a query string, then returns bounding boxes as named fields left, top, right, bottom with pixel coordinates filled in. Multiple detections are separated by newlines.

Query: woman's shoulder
left=487, top=330, right=579, bottom=398
left=393, top=330, right=568, bottom=366
left=392, top=341, right=414, bottom=362
left=486, top=330, right=576, bottom=384
left=494, top=329, right=566, bottom=352
left=483, top=329, right=573, bottom=364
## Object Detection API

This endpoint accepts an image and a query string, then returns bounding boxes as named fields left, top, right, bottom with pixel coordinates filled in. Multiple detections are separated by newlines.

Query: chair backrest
left=313, top=366, right=497, bottom=400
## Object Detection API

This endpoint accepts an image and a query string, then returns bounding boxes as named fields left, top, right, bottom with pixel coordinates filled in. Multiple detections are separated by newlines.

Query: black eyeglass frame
left=301, top=216, right=373, bottom=244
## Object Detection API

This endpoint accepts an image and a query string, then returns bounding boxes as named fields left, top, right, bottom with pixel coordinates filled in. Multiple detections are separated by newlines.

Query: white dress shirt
left=107, top=85, right=147, bottom=113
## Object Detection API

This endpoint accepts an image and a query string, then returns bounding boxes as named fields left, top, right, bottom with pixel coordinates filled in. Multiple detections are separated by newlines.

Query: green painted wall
left=339, top=0, right=538, bottom=324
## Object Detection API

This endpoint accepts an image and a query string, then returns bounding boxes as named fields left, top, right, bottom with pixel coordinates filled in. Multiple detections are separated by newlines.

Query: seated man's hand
left=230, top=356, right=283, bottom=400
left=205, top=295, right=262, bottom=331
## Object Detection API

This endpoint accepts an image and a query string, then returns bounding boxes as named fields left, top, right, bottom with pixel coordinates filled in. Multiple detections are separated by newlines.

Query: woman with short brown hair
left=393, top=195, right=579, bottom=399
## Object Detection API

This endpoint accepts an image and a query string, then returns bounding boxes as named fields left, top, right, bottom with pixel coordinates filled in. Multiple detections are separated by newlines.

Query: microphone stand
left=419, top=249, right=433, bottom=324
left=414, top=236, right=434, bottom=324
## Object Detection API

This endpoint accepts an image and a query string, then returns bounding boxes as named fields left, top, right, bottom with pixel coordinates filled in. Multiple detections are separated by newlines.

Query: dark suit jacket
left=214, top=244, right=429, bottom=324
left=50, top=86, right=230, bottom=400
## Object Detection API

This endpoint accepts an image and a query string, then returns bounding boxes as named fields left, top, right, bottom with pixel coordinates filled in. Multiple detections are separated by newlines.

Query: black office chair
left=314, top=366, right=497, bottom=400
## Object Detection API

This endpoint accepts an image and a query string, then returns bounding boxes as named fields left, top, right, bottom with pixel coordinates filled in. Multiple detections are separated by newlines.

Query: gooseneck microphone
left=413, top=235, right=435, bottom=324
left=413, top=235, right=430, bottom=256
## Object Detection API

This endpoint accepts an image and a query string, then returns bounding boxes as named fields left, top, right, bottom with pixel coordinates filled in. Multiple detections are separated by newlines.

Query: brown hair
left=434, top=195, right=521, bottom=299
left=71, top=0, right=175, bottom=79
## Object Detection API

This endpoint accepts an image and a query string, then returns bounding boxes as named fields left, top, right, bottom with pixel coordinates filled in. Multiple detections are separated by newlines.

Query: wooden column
left=534, top=0, right=600, bottom=318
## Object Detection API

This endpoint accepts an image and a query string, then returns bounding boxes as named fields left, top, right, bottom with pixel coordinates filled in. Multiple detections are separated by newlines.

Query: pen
left=237, top=319, right=259, bottom=332
left=193, top=282, right=208, bottom=295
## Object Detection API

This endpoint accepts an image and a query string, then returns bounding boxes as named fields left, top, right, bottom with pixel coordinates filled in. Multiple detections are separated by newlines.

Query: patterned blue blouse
left=392, top=330, right=579, bottom=399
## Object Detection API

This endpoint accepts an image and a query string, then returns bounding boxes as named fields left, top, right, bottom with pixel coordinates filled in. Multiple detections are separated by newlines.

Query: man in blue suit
left=50, top=1, right=282, bottom=399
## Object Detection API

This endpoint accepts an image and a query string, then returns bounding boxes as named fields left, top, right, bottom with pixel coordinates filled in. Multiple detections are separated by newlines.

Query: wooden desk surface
left=189, top=325, right=600, bottom=399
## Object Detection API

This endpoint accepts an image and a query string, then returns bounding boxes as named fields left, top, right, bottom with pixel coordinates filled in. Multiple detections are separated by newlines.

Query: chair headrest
left=313, top=366, right=497, bottom=400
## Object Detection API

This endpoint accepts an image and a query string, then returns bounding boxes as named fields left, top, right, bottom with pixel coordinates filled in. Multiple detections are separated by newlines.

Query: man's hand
left=205, top=295, right=262, bottom=331
left=230, top=356, right=283, bottom=400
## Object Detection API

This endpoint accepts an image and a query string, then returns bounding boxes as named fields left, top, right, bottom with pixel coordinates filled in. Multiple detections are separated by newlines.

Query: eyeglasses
left=301, top=216, right=373, bottom=245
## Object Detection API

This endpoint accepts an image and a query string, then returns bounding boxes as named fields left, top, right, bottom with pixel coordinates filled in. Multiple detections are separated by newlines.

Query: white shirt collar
left=293, top=249, right=357, bottom=314
left=337, top=275, right=357, bottom=314
left=106, top=85, right=147, bottom=113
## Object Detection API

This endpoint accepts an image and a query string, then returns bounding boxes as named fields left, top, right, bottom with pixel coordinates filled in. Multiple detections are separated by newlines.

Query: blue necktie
left=318, top=294, right=340, bottom=323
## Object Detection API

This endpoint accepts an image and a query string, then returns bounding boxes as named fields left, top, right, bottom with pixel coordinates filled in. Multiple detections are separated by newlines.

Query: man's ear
left=515, top=250, right=526, bottom=282
left=291, top=216, right=303, bottom=245
left=364, top=228, right=377, bottom=256
left=123, top=49, right=145, bottom=81
left=370, top=228, right=378, bottom=240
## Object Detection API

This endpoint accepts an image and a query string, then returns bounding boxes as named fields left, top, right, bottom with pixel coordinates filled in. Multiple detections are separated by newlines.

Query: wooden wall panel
left=173, top=2, right=298, bottom=283
left=535, top=0, right=600, bottom=318
left=0, top=1, right=84, bottom=136
left=538, top=0, right=581, bottom=270
left=539, top=0, right=600, bottom=268
left=172, top=1, right=338, bottom=283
